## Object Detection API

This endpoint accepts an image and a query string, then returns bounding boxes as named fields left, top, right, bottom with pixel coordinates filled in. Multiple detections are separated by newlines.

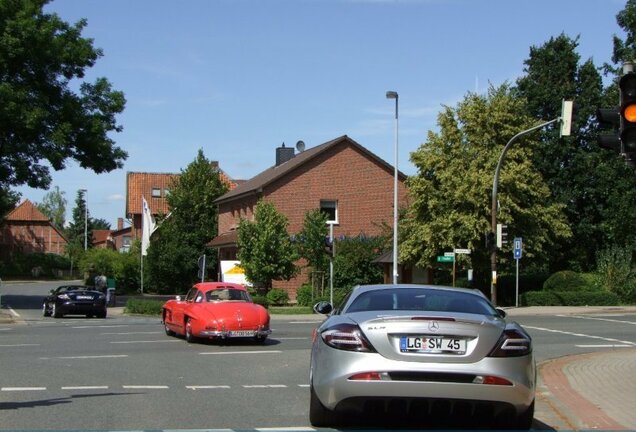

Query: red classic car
left=162, top=282, right=271, bottom=343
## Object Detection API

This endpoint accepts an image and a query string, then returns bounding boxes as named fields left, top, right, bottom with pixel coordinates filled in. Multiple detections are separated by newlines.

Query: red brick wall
left=0, top=222, right=67, bottom=256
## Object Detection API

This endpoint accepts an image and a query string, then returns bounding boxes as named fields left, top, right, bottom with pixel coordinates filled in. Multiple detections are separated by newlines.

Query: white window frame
left=151, top=188, right=161, bottom=198
left=320, top=200, right=338, bottom=224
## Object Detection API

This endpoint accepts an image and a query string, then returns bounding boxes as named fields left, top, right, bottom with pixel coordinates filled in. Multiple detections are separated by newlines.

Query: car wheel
left=52, top=303, right=62, bottom=318
left=164, top=324, right=175, bottom=337
left=254, top=335, right=267, bottom=344
left=309, top=383, right=339, bottom=427
left=185, top=318, right=196, bottom=343
left=97, top=310, right=107, bottom=319
left=42, top=303, right=51, bottom=317
left=515, top=399, right=535, bottom=430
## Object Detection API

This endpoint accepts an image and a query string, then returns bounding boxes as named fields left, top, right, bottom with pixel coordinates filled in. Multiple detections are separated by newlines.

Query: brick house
left=210, top=135, right=409, bottom=300
left=91, top=218, right=133, bottom=252
left=0, top=199, right=68, bottom=258
left=125, top=164, right=238, bottom=241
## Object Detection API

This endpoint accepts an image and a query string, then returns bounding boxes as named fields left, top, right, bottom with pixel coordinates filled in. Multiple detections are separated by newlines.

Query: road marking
left=0, top=328, right=12, bottom=331
left=257, top=428, right=316, bottom=431
left=72, top=325, right=129, bottom=329
left=199, top=350, right=282, bottom=355
left=1, top=387, right=46, bottom=391
left=61, top=386, right=109, bottom=390
left=7, top=307, right=20, bottom=317
left=525, top=325, right=636, bottom=346
left=122, top=385, right=169, bottom=389
left=101, top=331, right=162, bottom=335
left=40, top=354, right=129, bottom=360
left=110, top=340, right=180, bottom=344
left=576, top=344, right=632, bottom=348
left=186, top=385, right=231, bottom=390
left=242, top=384, right=287, bottom=388
left=0, top=343, right=40, bottom=347
left=558, top=314, right=636, bottom=325
left=298, top=384, right=310, bottom=387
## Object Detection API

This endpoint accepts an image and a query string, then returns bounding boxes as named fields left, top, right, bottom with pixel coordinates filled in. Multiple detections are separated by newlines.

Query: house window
left=320, top=200, right=338, bottom=223
left=151, top=188, right=161, bottom=198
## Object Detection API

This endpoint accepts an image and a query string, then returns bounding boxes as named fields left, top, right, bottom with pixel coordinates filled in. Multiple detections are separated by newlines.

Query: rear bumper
left=198, top=328, right=272, bottom=338
left=57, top=301, right=106, bottom=315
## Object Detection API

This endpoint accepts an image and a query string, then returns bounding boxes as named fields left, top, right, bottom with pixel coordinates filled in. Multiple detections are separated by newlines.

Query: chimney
left=276, top=142, right=295, bottom=166
left=117, top=218, right=123, bottom=230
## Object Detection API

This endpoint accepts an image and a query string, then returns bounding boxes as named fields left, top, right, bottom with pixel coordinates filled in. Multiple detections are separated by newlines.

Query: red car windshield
left=205, top=288, right=250, bottom=302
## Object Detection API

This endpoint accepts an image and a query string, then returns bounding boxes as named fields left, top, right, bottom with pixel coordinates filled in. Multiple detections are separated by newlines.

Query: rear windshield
left=205, top=288, right=250, bottom=302
left=345, top=288, right=496, bottom=315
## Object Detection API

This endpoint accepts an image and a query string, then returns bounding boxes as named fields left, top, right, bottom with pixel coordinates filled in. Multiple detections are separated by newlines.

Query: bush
left=125, top=299, right=164, bottom=315
left=521, top=290, right=621, bottom=306
left=543, top=271, right=599, bottom=292
left=0, top=252, right=71, bottom=278
left=266, top=288, right=289, bottom=306
left=251, top=295, right=269, bottom=307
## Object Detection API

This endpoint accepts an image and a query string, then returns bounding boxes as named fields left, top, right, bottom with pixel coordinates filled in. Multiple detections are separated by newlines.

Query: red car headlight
left=320, top=323, right=376, bottom=353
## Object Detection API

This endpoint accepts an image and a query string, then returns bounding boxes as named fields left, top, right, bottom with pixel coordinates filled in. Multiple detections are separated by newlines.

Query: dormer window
left=151, top=188, right=161, bottom=198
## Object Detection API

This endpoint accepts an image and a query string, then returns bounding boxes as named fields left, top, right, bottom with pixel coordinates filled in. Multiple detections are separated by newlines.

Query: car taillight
left=320, top=323, right=376, bottom=353
left=488, top=328, right=532, bottom=357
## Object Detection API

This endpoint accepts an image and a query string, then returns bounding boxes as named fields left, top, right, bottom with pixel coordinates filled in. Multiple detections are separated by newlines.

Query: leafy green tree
left=0, top=0, right=127, bottom=193
left=297, top=209, right=330, bottom=275
left=0, top=186, right=20, bottom=220
left=402, top=84, right=571, bottom=290
left=91, top=218, right=111, bottom=230
left=147, top=150, right=228, bottom=293
left=607, top=0, right=636, bottom=76
left=515, top=34, right=636, bottom=271
left=65, top=189, right=93, bottom=253
left=36, top=186, right=66, bottom=228
left=237, top=200, right=298, bottom=292
left=333, top=236, right=385, bottom=290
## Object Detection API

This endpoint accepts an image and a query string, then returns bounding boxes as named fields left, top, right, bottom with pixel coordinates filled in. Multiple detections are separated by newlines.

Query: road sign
left=437, top=256, right=454, bottom=263
left=513, top=237, right=522, bottom=260
left=454, top=248, right=471, bottom=254
left=444, top=252, right=455, bottom=257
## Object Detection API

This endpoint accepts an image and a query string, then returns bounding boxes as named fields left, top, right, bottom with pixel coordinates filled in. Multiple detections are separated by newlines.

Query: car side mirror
left=496, top=308, right=507, bottom=318
left=313, top=301, right=333, bottom=315
left=175, top=295, right=182, bottom=301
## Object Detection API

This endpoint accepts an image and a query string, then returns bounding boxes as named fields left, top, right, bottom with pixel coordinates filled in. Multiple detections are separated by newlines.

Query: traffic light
left=620, top=72, right=636, bottom=161
left=324, top=236, right=333, bottom=255
left=597, top=107, right=621, bottom=153
left=496, top=224, right=508, bottom=248
left=485, top=231, right=496, bottom=251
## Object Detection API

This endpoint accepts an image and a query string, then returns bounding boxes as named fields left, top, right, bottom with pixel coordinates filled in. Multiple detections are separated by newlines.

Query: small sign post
left=513, top=238, right=522, bottom=307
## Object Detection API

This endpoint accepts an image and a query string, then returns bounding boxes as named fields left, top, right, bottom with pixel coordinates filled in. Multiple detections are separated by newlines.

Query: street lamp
left=79, top=189, right=88, bottom=250
left=386, top=90, right=399, bottom=284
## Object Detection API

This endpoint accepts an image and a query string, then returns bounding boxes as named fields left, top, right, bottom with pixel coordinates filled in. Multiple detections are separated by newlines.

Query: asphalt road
left=1, top=280, right=636, bottom=430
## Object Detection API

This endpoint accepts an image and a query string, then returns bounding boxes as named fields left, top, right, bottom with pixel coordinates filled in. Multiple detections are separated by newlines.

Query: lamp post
left=79, top=189, right=88, bottom=250
left=386, top=91, right=399, bottom=284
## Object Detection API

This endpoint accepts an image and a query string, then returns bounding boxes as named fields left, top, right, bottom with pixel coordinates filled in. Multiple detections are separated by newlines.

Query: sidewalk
left=2, top=305, right=636, bottom=430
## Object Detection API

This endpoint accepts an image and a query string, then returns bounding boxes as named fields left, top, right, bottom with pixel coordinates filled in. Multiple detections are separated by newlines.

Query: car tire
left=515, top=399, right=535, bottom=430
left=97, top=310, right=107, bottom=319
left=309, top=384, right=339, bottom=427
left=42, top=303, right=51, bottom=317
left=52, top=303, right=62, bottom=318
left=254, top=335, right=267, bottom=344
left=185, top=318, right=196, bottom=343
left=164, top=324, right=175, bottom=337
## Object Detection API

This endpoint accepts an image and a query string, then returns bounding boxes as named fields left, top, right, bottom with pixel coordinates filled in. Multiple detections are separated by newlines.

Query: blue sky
left=15, top=0, right=627, bottom=227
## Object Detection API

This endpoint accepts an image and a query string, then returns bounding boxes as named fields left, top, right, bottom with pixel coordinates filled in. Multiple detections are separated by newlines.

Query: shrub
left=543, top=271, right=599, bottom=292
left=521, top=290, right=620, bottom=306
left=125, top=299, right=164, bottom=315
left=296, top=284, right=318, bottom=306
left=596, top=245, right=636, bottom=303
left=266, top=288, right=289, bottom=306
left=251, top=295, right=269, bottom=307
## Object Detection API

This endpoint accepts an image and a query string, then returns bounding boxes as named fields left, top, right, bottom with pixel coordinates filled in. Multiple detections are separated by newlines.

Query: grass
left=268, top=306, right=314, bottom=315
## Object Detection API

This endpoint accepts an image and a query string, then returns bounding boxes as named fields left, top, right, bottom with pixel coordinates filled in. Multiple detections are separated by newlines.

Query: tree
left=146, top=150, right=228, bottom=293
left=65, top=189, right=92, bottom=253
left=36, top=186, right=66, bottom=228
left=607, top=0, right=636, bottom=76
left=401, top=84, right=571, bottom=291
left=0, top=186, right=20, bottom=220
left=237, top=200, right=298, bottom=292
left=91, top=218, right=111, bottom=230
left=516, top=33, right=636, bottom=271
left=0, top=0, right=127, bottom=193
left=297, top=209, right=330, bottom=275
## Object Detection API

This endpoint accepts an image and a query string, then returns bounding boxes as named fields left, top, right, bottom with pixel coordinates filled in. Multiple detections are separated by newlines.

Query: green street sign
left=437, top=256, right=454, bottom=263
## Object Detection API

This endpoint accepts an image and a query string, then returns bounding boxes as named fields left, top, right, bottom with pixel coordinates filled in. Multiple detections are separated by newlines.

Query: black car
left=43, top=285, right=107, bottom=318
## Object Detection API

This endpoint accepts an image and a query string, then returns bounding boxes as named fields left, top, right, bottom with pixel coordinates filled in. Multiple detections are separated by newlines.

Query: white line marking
left=0, top=328, right=12, bottom=331
left=110, top=340, right=180, bottom=344
left=7, top=307, right=20, bottom=317
left=1, top=387, right=46, bottom=391
left=61, top=386, right=109, bottom=390
left=557, top=314, right=636, bottom=325
left=186, top=385, right=231, bottom=390
left=101, top=331, right=162, bottom=335
left=525, top=325, right=636, bottom=346
left=72, top=325, right=129, bottom=329
left=242, top=384, right=287, bottom=388
left=122, top=385, right=169, bottom=389
left=298, top=384, right=310, bottom=387
left=199, top=350, right=282, bottom=355
left=40, top=354, right=129, bottom=360
left=0, top=343, right=40, bottom=347
left=575, top=344, right=632, bottom=348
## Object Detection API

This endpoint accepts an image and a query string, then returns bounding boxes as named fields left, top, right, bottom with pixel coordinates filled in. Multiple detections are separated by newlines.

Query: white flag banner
left=141, top=196, right=156, bottom=256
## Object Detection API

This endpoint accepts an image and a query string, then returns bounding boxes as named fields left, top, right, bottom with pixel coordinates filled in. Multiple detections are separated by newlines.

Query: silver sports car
left=309, top=284, right=535, bottom=429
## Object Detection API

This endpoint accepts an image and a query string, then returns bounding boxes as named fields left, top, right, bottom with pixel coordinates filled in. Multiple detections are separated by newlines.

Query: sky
left=14, top=0, right=627, bottom=228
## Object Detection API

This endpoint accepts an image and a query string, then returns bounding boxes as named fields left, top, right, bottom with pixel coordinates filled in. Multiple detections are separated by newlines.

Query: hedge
left=543, top=271, right=600, bottom=292
left=521, top=290, right=620, bottom=306
left=125, top=299, right=164, bottom=315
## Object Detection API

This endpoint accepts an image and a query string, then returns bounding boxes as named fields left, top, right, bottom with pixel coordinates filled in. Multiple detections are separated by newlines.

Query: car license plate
left=229, top=330, right=255, bottom=337
left=400, top=336, right=466, bottom=354
left=76, top=295, right=93, bottom=300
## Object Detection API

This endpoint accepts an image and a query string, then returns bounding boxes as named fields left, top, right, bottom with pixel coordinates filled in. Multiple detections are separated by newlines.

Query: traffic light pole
left=490, top=117, right=560, bottom=305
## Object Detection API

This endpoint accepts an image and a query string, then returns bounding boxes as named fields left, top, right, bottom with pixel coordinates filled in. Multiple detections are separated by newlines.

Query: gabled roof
left=92, top=229, right=113, bottom=245
left=215, top=135, right=407, bottom=205
left=5, top=199, right=49, bottom=222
